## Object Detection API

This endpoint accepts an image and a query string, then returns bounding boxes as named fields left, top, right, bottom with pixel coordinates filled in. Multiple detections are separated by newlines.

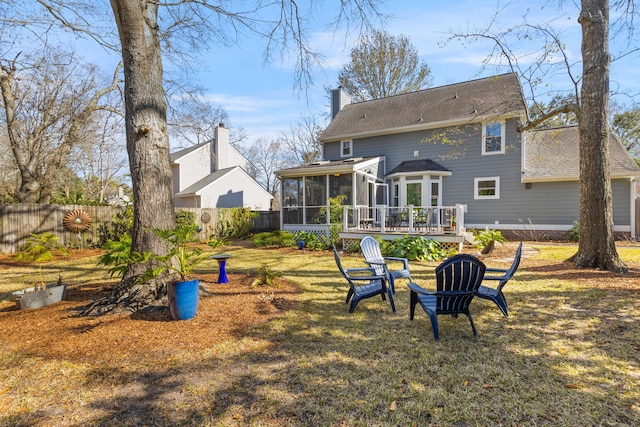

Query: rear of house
left=277, top=73, right=639, bottom=241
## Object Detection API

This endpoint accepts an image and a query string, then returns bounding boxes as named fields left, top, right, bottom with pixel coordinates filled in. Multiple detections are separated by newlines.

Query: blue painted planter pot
left=168, top=279, right=199, bottom=320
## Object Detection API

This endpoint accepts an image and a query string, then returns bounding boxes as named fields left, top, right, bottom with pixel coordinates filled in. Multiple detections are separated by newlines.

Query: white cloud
left=204, top=93, right=289, bottom=113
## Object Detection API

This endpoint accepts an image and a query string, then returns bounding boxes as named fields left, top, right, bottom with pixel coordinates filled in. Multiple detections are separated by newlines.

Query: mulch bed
left=0, top=272, right=300, bottom=365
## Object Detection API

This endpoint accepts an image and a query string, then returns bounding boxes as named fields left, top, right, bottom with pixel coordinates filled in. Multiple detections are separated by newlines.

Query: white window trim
left=340, top=140, right=352, bottom=157
left=481, top=120, right=505, bottom=155
left=474, top=176, right=500, bottom=200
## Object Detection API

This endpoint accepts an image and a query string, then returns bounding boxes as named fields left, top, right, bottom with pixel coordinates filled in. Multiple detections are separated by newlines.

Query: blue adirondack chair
left=409, top=254, right=486, bottom=340
left=360, top=236, right=412, bottom=294
left=477, top=241, right=522, bottom=317
left=333, top=246, right=396, bottom=313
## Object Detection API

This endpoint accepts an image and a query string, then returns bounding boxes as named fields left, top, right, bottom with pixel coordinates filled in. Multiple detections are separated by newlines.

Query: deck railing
left=343, top=204, right=466, bottom=236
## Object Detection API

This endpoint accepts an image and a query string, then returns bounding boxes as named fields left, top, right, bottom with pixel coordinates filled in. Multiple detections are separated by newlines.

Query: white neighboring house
left=171, top=125, right=273, bottom=210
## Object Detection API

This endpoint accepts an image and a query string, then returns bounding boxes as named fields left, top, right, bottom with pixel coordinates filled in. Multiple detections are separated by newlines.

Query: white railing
left=343, top=204, right=467, bottom=236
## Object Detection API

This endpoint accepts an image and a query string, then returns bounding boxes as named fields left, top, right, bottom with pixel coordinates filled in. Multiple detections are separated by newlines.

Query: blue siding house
left=276, top=74, right=639, bottom=245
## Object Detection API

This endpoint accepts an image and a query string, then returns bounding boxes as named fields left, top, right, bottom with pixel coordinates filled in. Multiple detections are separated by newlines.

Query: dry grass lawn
left=0, top=241, right=639, bottom=426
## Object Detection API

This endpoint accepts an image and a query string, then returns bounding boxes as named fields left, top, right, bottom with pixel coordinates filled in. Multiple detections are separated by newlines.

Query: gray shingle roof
left=387, top=159, right=450, bottom=175
left=321, top=73, right=526, bottom=141
left=523, top=126, right=640, bottom=181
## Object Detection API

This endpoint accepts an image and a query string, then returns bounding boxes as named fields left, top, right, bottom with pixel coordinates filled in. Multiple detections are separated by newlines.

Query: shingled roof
left=321, top=73, right=526, bottom=141
left=523, top=126, right=640, bottom=181
left=387, top=159, right=450, bottom=175
left=276, top=156, right=381, bottom=177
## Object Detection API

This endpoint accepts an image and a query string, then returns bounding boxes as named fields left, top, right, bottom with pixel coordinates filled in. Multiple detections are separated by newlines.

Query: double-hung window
left=482, top=121, right=505, bottom=155
left=474, top=177, right=500, bottom=200
left=340, top=140, right=352, bottom=157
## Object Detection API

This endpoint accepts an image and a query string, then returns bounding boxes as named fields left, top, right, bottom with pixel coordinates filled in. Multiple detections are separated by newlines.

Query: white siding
left=199, top=169, right=272, bottom=210
left=175, top=145, right=212, bottom=192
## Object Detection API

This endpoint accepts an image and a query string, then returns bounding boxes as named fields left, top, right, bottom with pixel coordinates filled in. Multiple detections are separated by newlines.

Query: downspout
left=279, top=177, right=283, bottom=230
left=631, top=179, right=637, bottom=239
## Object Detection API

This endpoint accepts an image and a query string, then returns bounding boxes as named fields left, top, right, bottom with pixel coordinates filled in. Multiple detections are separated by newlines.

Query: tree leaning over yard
left=452, top=0, right=634, bottom=273
left=338, top=29, right=432, bottom=102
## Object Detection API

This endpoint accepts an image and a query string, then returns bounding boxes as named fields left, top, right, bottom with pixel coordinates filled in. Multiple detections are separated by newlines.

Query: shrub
left=215, top=208, right=256, bottom=240
left=251, top=264, right=283, bottom=287
left=15, top=232, right=69, bottom=262
left=328, top=195, right=346, bottom=224
left=474, top=227, right=507, bottom=249
left=176, top=210, right=198, bottom=230
left=207, top=237, right=228, bottom=250
left=294, top=231, right=331, bottom=251
left=97, top=206, right=134, bottom=247
left=251, top=230, right=296, bottom=248
left=97, top=236, right=150, bottom=278
left=382, top=236, right=448, bottom=261
left=566, top=221, right=580, bottom=242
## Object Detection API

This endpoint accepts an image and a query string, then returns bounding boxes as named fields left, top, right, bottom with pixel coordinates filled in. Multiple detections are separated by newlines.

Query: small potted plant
left=98, top=224, right=223, bottom=320
left=139, top=224, right=211, bottom=320
left=12, top=232, right=69, bottom=309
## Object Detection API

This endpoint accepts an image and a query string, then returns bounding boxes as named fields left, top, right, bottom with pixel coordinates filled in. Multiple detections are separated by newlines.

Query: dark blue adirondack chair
left=333, top=246, right=396, bottom=313
left=360, top=236, right=412, bottom=294
left=477, top=241, right=522, bottom=317
left=409, top=254, right=486, bottom=340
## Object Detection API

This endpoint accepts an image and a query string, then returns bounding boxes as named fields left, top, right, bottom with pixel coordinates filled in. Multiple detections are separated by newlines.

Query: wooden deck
left=339, top=225, right=466, bottom=252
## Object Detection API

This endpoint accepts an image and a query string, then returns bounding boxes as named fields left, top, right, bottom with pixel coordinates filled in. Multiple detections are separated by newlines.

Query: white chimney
left=213, top=124, right=230, bottom=171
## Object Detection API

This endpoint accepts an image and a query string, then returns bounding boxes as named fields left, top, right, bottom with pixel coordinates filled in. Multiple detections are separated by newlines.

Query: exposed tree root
left=81, top=276, right=168, bottom=316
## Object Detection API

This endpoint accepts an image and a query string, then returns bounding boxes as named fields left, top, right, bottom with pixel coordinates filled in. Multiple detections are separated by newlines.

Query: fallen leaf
left=482, top=384, right=495, bottom=389
left=389, top=401, right=397, bottom=411
left=354, top=398, right=365, bottom=404
left=564, top=383, right=579, bottom=389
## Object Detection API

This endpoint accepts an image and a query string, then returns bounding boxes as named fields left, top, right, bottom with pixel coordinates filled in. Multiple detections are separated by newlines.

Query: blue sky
left=69, top=1, right=640, bottom=146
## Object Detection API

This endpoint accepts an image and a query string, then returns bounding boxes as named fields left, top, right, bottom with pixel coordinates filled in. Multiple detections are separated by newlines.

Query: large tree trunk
left=84, top=0, right=176, bottom=314
left=574, top=0, right=626, bottom=273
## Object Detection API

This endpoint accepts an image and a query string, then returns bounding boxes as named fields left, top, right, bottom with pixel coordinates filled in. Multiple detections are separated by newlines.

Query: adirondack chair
left=409, top=254, right=486, bottom=340
left=333, top=246, right=396, bottom=313
left=360, top=236, right=412, bottom=294
left=477, top=241, right=522, bottom=317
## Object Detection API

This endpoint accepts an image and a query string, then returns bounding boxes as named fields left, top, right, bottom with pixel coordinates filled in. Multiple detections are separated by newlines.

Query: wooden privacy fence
left=0, top=204, right=280, bottom=254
